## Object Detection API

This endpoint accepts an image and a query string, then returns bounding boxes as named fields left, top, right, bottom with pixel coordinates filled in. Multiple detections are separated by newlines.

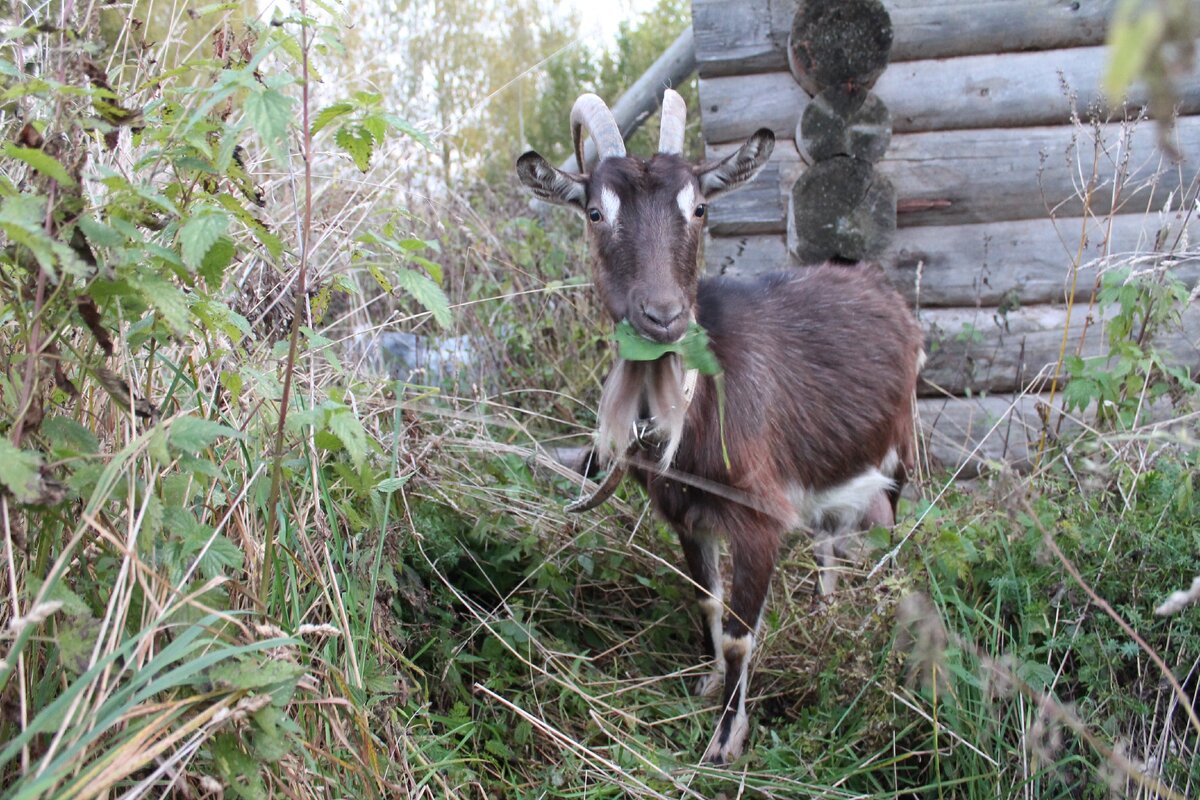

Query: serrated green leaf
left=392, top=268, right=451, bottom=328
left=169, top=415, right=242, bottom=454
left=1062, top=378, right=1098, bottom=412
left=25, top=575, right=91, bottom=617
left=246, top=87, right=293, bottom=155
left=42, top=417, right=99, bottom=457
left=3, top=142, right=75, bottom=186
left=179, top=211, right=230, bottom=271
left=311, top=102, right=353, bottom=135
left=614, top=320, right=722, bottom=376
left=251, top=706, right=291, bottom=761
left=326, top=407, right=367, bottom=469
left=214, top=194, right=283, bottom=260
left=138, top=492, right=164, bottom=553
left=0, top=192, right=79, bottom=282
left=406, top=253, right=443, bottom=285
left=212, top=733, right=266, bottom=800
left=199, top=236, right=236, bottom=285
left=184, top=528, right=244, bottom=578
left=77, top=214, right=124, bottom=248
left=335, top=124, right=372, bottom=171
left=131, top=272, right=190, bottom=334
left=194, top=299, right=252, bottom=342
left=362, top=113, right=387, bottom=143
left=365, top=263, right=392, bottom=294
left=0, top=439, right=43, bottom=503
left=209, top=658, right=305, bottom=691
left=376, top=476, right=409, bottom=493
left=381, top=112, right=432, bottom=150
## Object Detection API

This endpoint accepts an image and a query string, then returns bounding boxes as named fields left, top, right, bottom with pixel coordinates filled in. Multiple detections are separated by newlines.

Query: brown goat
left=517, top=91, right=923, bottom=764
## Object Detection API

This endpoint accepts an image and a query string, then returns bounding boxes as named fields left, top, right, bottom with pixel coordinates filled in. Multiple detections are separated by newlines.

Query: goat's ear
left=516, top=151, right=587, bottom=212
left=695, top=128, right=775, bottom=200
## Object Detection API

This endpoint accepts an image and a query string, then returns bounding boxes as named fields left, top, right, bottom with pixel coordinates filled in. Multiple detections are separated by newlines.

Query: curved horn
left=566, top=460, right=633, bottom=515
left=570, top=93, right=625, bottom=172
left=658, top=88, right=687, bottom=154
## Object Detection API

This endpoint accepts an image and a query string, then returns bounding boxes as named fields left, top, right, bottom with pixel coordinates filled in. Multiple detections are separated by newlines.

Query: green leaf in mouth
left=613, top=320, right=722, bottom=376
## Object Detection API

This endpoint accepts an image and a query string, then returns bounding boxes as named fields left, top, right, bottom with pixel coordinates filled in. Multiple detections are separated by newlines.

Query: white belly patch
left=787, top=449, right=897, bottom=532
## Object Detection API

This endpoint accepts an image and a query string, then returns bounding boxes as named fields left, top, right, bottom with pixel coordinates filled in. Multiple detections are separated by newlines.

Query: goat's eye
left=588, top=208, right=602, bottom=223
left=694, top=204, right=706, bottom=218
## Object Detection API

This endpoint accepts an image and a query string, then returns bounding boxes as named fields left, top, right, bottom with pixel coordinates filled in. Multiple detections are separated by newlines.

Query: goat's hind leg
left=703, top=523, right=780, bottom=765
left=677, top=527, right=724, bottom=698
left=815, top=489, right=896, bottom=596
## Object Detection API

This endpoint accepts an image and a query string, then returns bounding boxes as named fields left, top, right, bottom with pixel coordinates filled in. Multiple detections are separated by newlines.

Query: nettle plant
left=1062, top=261, right=1199, bottom=426
left=0, top=6, right=438, bottom=796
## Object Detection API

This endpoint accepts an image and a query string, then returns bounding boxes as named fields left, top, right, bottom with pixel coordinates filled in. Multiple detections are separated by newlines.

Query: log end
left=789, top=156, right=897, bottom=262
left=787, top=0, right=893, bottom=95
left=798, top=87, right=892, bottom=164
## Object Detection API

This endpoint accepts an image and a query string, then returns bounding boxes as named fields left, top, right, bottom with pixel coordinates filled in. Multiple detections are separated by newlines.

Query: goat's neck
left=596, top=355, right=698, bottom=469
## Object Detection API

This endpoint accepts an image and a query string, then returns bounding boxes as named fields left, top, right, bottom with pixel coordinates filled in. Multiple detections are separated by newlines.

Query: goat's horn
left=564, top=440, right=637, bottom=513
left=570, top=93, right=625, bottom=172
left=658, top=89, right=686, bottom=154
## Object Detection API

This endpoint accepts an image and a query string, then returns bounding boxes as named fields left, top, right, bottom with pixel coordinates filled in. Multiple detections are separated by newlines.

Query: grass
left=2, top=1, right=1200, bottom=798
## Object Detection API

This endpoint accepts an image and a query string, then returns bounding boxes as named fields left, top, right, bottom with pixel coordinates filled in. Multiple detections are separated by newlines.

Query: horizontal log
left=700, top=45, right=1200, bottom=143
left=708, top=156, right=800, bottom=235
left=883, top=118, right=1200, bottom=227
left=694, top=0, right=1116, bottom=78
left=917, top=392, right=1070, bottom=476
left=918, top=390, right=1187, bottom=477
left=706, top=117, right=1200, bottom=233
left=919, top=304, right=1200, bottom=397
left=704, top=233, right=794, bottom=277
left=706, top=208, right=1200, bottom=307
left=918, top=392, right=1054, bottom=476
left=885, top=213, right=1200, bottom=306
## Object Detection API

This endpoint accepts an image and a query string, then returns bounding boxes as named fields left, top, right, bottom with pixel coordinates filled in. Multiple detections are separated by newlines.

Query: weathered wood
left=788, top=156, right=896, bottom=262
left=704, top=233, right=791, bottom=277
left=708, top=156, right=801, bottom=235
left=919, top=304, right=1200, bottom=397
left=885, top=213, right=1200, bottom=307
left=699, top=72, right=812, bottom=147
left=917, top=392, right=1059, bottom=476
left=694, top=0, right=1117, bottom=78
left=918, top=393, right=1049, bottom=475
left=787, top=0, right=893, bottom=95
left=798, top=88, right=891, bottom=163
left=706, top=116, right=1200, bottom=233
left=883, top=118, right=1200, bottom=227
left=700, top=45, right=1200, bottom=144
left=918, top=390, right=1189, bottom=476
left=706, top=210, right=1200, bottom=305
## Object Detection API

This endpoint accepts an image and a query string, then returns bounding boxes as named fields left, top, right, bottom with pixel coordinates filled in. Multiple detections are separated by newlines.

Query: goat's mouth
left=627, top=312, right=689, bottom=345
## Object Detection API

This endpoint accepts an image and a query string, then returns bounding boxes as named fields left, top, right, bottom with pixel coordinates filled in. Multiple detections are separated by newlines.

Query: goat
left=516, top=91, right=923, bottom=765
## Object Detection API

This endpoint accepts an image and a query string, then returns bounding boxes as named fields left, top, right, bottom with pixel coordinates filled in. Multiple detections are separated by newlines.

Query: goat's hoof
left=701, top=714, right=749, bottom=765
left=694, top=671, right=723, bottom=698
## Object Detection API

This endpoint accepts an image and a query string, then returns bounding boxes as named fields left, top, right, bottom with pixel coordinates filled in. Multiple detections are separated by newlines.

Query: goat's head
left=517, top=91, right=774, bottom=344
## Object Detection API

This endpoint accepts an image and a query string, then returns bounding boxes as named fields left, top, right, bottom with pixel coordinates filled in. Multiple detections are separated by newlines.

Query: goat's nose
left=642, top=301, right=684, bottom=330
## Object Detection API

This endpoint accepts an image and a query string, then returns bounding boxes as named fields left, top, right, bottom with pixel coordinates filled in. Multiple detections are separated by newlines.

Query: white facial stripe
left=675, top=183, right=696, bottom=221
left=600, top=187, right=620, bottom=227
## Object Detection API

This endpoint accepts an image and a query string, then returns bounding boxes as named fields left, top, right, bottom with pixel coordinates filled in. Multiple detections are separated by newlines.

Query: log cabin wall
left=693, top=0, right=1200, bottom=475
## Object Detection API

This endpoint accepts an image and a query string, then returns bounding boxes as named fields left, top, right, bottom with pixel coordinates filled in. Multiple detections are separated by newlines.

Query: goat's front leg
left=702, top=525, right=780, bottom=765
left=678, top=528, right=723, bottom=697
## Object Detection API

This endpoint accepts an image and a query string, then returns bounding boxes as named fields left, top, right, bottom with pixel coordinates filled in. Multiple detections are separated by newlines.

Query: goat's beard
left=596, top=354, right=690, bottom=471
